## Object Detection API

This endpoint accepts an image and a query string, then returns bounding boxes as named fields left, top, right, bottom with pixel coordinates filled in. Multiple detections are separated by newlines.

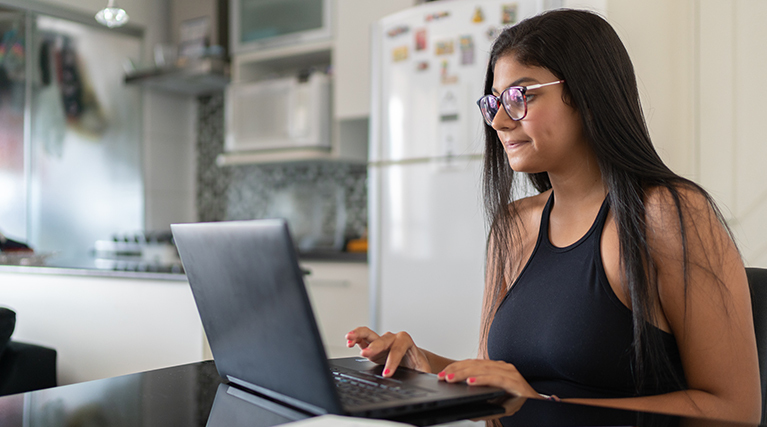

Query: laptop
left=171, top=219, right=505, bottom=418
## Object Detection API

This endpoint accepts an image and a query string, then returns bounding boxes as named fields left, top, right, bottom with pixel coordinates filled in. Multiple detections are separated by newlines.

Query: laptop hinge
left=227, top=376, right=332, bottom=416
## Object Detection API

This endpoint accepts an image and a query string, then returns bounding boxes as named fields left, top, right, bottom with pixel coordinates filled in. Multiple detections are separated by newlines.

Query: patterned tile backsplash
left=195, top=93, right=367, bottom=252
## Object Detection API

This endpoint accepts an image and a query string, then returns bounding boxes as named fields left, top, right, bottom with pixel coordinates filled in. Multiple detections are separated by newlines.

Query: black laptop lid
left=172, top=219, right=342, bottom=414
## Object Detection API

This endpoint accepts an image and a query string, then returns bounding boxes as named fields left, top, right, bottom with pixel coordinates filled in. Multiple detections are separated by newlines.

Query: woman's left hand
left=438, top=359, right=540, bottom=399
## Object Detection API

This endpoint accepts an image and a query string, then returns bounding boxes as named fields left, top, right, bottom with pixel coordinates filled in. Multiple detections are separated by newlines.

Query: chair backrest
left=746, top=267, right=767, bottom=425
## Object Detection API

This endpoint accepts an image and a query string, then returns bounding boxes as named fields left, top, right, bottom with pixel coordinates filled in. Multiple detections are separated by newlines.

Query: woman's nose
left=491, top=106, right=516, bottom=130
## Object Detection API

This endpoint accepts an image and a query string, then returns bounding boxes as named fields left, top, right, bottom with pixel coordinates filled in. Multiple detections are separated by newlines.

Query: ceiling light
left=95, top=0, right=129, bottom=28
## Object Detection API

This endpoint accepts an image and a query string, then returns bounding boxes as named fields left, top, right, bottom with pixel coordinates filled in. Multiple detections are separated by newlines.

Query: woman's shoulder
left=508, top=190, right=551, bottom=228
left=642, top=183, right=730, bottom=262
left=643, top=183, right=717, bottom=228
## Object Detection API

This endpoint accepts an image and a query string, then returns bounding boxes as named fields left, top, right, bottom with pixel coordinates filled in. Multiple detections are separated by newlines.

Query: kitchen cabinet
left=220, top=0, right=416, bottom=165
left=333, top=0, right=417, bottom=120
left=0, top=268, right=203, bottom=386
left=300, top=261, right=369, bottom=358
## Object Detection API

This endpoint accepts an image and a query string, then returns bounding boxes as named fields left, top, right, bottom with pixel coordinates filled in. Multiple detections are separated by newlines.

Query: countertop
left=0, top=263, right=189, bottom=281
left=0, top=251, right=367, bottom=281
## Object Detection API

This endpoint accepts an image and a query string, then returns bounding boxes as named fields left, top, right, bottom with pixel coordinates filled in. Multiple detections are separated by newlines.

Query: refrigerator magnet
left=440, top=60, right=458, bottom=84
left=486, top=26, right=501, bottom=41
left=415, top=28, right=427, bottom=51
left=502, top=4, right=519, bottom=25
left=435, top=39, right=454, bottom=56
left=425, top=11, right=450, bottom=22
left=416, top=61, right=429, bottom=72
left=387, top=25, right=410, bottom=38
left=459, top=35, right=475, bottom=65
left=392, top=46, right=409, bottom=62
left=472, top=7, right=485, bottom=23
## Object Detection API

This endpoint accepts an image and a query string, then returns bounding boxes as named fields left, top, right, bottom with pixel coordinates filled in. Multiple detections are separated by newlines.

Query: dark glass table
left=0, top=360, right=758, bottom=427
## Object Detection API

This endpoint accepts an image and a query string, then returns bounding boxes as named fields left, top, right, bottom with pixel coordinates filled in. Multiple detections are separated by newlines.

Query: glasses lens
left=479, top=96, right=499, bottom=125
left=501, top=88, right=526, bottom=120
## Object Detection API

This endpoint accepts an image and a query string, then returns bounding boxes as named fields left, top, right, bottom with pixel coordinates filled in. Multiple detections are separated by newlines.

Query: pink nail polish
left=467, top=377, right=476, bottom=384
left=383, top=368, right=391, bottom=375
left=437, top=371, right=445, bottom=379
left=447, top=373, right=455, bottom=380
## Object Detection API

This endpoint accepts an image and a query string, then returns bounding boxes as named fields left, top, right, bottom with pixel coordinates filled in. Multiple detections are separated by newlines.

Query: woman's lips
left=503, top=140, right=528, bottom=149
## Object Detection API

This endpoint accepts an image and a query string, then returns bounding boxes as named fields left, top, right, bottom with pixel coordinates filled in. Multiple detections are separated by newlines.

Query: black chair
left=747, top=267, right=767, bottom=425
left=0, top=307, right=57, bottom=396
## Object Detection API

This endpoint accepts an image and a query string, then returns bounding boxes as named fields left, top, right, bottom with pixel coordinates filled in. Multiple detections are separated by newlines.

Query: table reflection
left=3, top=361, right=221, bottom=427
left=0, top=361, right=759, bottom=427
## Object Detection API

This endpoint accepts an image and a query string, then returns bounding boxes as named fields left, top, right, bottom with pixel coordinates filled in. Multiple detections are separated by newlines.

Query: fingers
left=361, top=332, right=407, bottom=376
left=345, top=326, right=380, bottom=349
left=379, top=332, right=418, bottom=377
left=345, top=329, right=427, bottom=377
left=438, top=359, right=539, bottom=399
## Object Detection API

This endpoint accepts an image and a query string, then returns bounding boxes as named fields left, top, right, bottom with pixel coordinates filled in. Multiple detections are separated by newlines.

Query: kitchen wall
left=606, top=0, right=767, bottom=266
left=195, top=93, right=367, bottom=250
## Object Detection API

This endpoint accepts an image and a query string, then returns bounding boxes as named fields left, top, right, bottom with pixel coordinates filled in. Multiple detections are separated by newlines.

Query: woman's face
left=490, top=56, right=590, bottom=175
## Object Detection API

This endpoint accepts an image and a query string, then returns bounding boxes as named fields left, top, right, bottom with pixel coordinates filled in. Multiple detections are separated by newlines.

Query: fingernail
left=437, top=371, right=446, bottom=379
left=467, top=377, right=476, bottom=384
left=383, top=368, right=391, bottom=375
left=347, top=340, right=353, bottom=345
left=447, top=373, right=455, bottom=380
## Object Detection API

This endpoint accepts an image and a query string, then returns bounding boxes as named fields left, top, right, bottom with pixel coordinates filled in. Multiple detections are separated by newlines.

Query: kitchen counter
left=298, top=250, right=368, bottom=263
left=0, top=251, right=368, bottom=384
left=0, top=267, right=204, bottom=385
left=0, top=263, right=188, bottom=281
left=0, top=251, right=367, bottom=282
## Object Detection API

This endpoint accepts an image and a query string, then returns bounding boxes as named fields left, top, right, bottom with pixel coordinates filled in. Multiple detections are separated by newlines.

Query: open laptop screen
left=172, top=219, right=342, bottom=414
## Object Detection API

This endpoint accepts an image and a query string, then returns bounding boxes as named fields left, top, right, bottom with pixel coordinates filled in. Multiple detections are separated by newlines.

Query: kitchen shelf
left=125, top=57, right=230, bottom=95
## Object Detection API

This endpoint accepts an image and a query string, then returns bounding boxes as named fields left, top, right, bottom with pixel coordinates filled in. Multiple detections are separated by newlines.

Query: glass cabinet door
left=232, top=0, right=331, bottom=53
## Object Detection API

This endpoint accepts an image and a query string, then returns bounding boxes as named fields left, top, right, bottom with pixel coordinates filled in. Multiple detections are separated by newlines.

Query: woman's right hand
left=345, top=327, right=432, bottom=377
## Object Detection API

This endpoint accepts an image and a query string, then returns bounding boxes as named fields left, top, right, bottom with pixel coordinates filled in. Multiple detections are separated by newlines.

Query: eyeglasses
left=476, top=80, right=565, bottom=125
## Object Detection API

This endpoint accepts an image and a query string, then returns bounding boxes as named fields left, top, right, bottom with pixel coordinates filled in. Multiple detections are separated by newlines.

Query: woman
left=347, top=9, right=761, bottom=423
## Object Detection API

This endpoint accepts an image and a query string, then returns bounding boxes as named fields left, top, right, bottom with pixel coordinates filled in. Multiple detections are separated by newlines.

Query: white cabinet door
left=333, top=0, right=416, bottom=119
left=301, top=261, right=369, bottom=358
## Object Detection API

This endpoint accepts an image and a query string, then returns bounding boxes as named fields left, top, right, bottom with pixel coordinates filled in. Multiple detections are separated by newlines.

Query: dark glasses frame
left=477, top=80, right=565, bottom=125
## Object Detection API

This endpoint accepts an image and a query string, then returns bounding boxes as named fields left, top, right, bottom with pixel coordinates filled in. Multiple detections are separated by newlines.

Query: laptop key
left=331, top=369, right=433, bottom=406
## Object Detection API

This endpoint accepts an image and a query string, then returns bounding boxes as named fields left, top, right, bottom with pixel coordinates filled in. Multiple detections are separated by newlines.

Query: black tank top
left=487, top=193, right=684, bottom=398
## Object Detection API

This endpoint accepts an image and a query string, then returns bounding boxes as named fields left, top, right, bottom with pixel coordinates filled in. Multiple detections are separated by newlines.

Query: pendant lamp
left=95, top=0, right=129, bottom=28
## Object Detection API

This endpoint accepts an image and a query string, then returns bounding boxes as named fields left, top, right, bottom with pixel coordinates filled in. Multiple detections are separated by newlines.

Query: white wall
left=695, top=0, right=767, bottom=267
left=142, top=91, right=198, bottom=231
left=607, top=1, right=696, bottom=178
left=606, top=0, right=767, bottom=266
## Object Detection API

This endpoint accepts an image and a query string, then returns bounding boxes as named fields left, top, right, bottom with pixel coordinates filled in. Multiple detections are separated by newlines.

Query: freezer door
left=370, top=0, right=545, bottom=163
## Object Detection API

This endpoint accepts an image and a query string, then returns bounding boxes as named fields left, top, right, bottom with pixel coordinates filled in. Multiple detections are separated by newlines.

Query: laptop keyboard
left=331, top=367, right=432, bottom=407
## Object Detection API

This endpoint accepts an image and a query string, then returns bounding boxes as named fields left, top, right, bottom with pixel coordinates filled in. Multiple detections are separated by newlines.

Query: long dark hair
left=479, top=9, right=731, bottom=393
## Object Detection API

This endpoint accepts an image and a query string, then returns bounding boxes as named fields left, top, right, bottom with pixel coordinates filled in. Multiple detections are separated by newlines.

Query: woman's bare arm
left=568, top=187, right=761, bottom=423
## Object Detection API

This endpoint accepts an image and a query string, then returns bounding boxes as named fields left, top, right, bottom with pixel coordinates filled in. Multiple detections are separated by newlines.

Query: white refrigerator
left=368, top=0, right=546, bottom=360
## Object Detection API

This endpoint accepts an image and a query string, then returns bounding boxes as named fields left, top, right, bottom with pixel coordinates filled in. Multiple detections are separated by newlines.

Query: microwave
left=225, top=72, right=331, bottom=153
